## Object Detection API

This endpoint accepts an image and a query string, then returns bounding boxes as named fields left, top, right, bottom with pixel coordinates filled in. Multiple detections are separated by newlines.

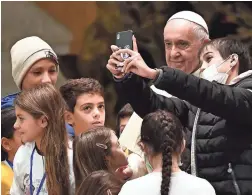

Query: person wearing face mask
left=108, top=37, right=252, bottom=195
left=200, top=53, right=239, bottom=84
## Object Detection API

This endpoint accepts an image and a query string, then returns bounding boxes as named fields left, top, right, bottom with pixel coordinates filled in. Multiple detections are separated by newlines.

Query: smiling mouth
left=170, top=61, right=184, bottom=64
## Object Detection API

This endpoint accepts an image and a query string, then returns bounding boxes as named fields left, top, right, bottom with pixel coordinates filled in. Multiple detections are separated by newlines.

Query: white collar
left=229, top=70, right=252, bottom=85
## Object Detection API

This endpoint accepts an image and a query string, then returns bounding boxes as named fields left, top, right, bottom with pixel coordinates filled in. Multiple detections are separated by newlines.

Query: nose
left=92, top=107, right=100, bottom=119
left=169, top=45, right=180, bottom=58
left=41, top=72, right=52, bottom=83
left=13, top=120, right=19, bottom=130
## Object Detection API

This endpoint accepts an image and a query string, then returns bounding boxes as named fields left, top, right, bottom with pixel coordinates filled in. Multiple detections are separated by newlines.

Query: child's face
left=14, top=106, right=46, bottom=143
left=106, top=131, right=128, bottom=170
left=199, top=46, right=235, bottom=75
left=1, top=130, right=22, bottom=160
left=119, top=116, right=130, bottom=135
left=21, top=59, right=58, bottom=90
left=69, top=93, right=105, bottom=136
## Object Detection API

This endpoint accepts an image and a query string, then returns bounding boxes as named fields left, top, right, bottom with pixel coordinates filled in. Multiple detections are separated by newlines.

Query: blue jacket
left=1, top=93, right=75, bottom=137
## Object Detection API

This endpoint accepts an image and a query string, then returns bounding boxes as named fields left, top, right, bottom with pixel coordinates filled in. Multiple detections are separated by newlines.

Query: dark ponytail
left=141, top=110, right=184, bottom=195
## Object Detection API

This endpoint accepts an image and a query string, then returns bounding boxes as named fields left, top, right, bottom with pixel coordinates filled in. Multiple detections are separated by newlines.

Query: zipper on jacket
left=227, top=163, right=241, bottom=195
left=191, top=108, right=201, bottom=176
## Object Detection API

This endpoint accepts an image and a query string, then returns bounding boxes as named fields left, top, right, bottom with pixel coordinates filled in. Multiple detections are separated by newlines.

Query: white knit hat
left=168, top=11, right=209, bottom=34
left=11, top=36, right=58, bottom=89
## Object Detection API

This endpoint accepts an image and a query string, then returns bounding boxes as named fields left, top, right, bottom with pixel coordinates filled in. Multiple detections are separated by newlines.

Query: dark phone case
left=115, top=30, right=133, bottom=63
left=116, top=30, right=133, bottom=50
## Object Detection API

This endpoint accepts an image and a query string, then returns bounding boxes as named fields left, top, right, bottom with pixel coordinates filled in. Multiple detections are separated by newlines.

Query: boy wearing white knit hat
left=1, top=36, right=75, bottom=137
left=2, top=36, right=59, bottom=109
left=11, top=36, right=59, bottom=90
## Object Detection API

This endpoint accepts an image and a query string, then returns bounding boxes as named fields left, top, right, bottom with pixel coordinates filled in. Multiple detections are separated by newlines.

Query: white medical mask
left=201, top=55, right=235, bottom=84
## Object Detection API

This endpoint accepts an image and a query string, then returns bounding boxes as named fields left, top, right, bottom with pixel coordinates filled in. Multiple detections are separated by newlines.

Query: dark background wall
left=2, top=1, right=252, bottom=129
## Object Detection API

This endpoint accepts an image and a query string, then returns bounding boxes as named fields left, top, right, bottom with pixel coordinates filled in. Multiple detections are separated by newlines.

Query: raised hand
left=106, top=35, right=158, bottom=80
left=106, top=45, right=125, bottom=79
left=115, top=47, right=158, bottom=79
left=115, top=165, right=133, bottom=180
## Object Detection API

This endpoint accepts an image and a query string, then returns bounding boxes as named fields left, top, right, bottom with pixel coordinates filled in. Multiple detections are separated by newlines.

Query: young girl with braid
left=119, top=110, right=215, bottom=195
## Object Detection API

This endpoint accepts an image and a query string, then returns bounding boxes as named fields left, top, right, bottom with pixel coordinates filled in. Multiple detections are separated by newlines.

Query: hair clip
left=96, top=143, right=108, bottom=149
left=107, top=189, right=112, bottom=195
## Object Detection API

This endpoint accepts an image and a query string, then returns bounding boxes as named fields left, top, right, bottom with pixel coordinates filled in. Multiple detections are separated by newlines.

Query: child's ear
left=139, top=142, right=149, bottom=155
left=1, top=137, right=12, bottom=152
left=230, top=53, right=239, bottom=67
left=39, top=116, right=48, bottom=129
left=64, top=111, right=75, bottom=126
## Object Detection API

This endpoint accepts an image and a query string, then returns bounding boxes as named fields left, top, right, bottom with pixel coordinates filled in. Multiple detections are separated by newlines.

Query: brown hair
left=141, top=110, right=184, bottom=195
left=59, top=78, right=104, bottom=112
left=15, top=83, right=70, bottom=195
left=199, top=38, right=252, bottom=74
left=73, top=126, right=113, bottom=189
left=76, top=170, right=124, bottom=195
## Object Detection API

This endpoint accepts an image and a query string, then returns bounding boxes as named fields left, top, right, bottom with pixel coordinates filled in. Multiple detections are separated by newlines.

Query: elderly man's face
left=164, top=19, right=205, bottom=74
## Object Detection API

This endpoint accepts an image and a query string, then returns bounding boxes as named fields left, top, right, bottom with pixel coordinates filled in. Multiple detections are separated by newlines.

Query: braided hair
left=141, top=110, right=184, bottom=195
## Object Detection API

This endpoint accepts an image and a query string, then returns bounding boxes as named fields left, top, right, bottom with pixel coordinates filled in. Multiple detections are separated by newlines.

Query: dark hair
left=1, top=107, right=16, bottom=161
left=76, top=170, right=124, bottom=195
left=59, top=78, right=104, bottom=112
left=141, top=110, right=184, bottom=195
left=73, top=127, right=113, bottom=190
left=15, top=83, right=71, bottom=195
left=199, top=38, right=252, bottom=74
left=116, top=104, right=134, bottom=137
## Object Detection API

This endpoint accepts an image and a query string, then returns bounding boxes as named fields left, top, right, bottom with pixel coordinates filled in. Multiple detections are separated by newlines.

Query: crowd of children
left=1, top=35, right=215, bottom=195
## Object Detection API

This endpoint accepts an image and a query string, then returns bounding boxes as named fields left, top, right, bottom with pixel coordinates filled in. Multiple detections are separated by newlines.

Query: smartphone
left=116, top=30, right=133, bottom=62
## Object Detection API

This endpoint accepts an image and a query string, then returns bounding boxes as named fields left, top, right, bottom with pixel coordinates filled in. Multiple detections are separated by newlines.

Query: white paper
left=119, top=85, right=173, bottom=156
left=119, top=112, right=143, bottom=156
